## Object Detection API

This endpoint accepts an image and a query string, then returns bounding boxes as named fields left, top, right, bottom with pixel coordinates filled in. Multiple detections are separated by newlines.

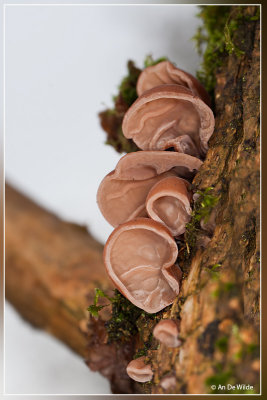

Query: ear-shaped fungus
left=122, top=84, right=215, bottom=157
left=126, top=356, right=153, bottom=382
left=97, top=151, right=202, bottom=227
left=103, top=218, right=182, bottom=313
left=153, top=319, right=181, bottom=347
left=137, top=60, right=211, bottom=106
left=146, top=176, right=192, bottom=237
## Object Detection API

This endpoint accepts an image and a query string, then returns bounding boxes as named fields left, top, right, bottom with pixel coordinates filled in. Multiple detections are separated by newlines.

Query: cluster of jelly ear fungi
left=97, top=61, right=215, bottom=383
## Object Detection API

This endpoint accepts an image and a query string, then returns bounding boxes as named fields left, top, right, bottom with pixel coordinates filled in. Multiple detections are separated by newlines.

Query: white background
left=5, top=4, right=201, bottom=394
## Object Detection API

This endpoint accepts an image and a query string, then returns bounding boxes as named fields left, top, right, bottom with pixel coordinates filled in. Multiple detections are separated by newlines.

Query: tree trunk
left=5, top=5, right=260, bottom=395
left=134, top=5, right=260, bottom=394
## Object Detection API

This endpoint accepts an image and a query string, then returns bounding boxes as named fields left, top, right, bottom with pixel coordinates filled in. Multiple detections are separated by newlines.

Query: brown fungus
left=122, top=84, right=215, bottom=157
left=146, top=176, right=192, bottom=237
left=153, top=319, right=181, bottom=347
left=97, top=151, right=202, bottom=228
left=137, top=60, right=211, bottom=106
left=103, top=218, right=182, bottom=313
left=126, top=356, right=153, bottom=382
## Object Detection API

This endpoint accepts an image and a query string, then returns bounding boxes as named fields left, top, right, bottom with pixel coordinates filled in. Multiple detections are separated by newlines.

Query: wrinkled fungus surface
left=97, top=151, right=201, bottom=227
left=153, top=319, right=181, bottom=347
left=122, top=84, right=214, bottom=157
left=146, top=176, right=192, bottom=237
left=126, top=356, right=153, bottom=382
left=104, top=218, right=181, bottom=313
left=137, top=60, right=211, bottom=106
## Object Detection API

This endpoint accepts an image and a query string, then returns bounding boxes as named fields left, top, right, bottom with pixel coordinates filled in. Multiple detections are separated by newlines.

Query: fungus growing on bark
left=153, top=319, right=181, bottom=347
left=137, top=60, right=211, bottom=106
left=126, top=356, right=153, bottom=382
left=103, top=218, right=182, bottom=313
left=160, top=374, right=177, bottom=390
left=97, top=151, right=202, bottom=227
left=122, top=84, right=215, bottom=157
left=146, top=176, right=192, bottom=237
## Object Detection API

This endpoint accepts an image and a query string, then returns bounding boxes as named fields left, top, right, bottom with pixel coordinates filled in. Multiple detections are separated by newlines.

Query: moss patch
left=192, top=6, right=252, bottom=100
left=192, top=6, right=231, bottom=97
left=184, top=187, right=220, bottom=256
left=98, top=60, right=140, bottom=153
left=88, top=288, right=160, bottom=343
left=215, top=336, right=229, bottom=353
left=143, top=54, right=168, bottom=68
left=99, top=55, right=167, bottom=154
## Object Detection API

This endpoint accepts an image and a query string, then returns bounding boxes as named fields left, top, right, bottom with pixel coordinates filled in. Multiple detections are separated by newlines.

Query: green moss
left=133, top=348, right=148, bottom=359
left=99, top=56, right=167, bottom=154
left=192, top=6, right=232, bottom=96
left=116, top=60, right=141, bottom=106
left=225, top=282, right=235, bottom=291
left=133, top=311, right=164, bottom=359
left=98, top=60, right=141, bottom=153
left=234, top=341, right=259, bottom=363
left=88, top=288, right=160, bottom=343
left=234, top=349, right=243, bottom=360
left=206, top=368, right=232, bottom=393
left=133, top=332, right=154, bottom=359
left=192, top=6, right=251, bottom=98
left=224, top=17, right=245, bottom=57
left=143, top=54, right=168, bottom=68
left=87, top=288, right=114, bottom=317
left=104, top=290, right=147, bottom=342
left=211, top=288, right=220, bottom=298
left=141, top=381, right=153, bottom=393
left=105, top=125, right=138, bottom=154
left=247, top=343, right=258, bottom=353
left=210, top=280, right=237, bottom=300
left=248, top=7, right=260, bottom=21
left=215, top=336, right=229, bottom=353
left=184, top=187, right=220, bottom=256
left=211, top=281, right=237, bottom=299
left=232, top=323, right=239, bottom=337
left=205, top=263, right=222, bottom=281
left=88, top=288, right=141, bottom=341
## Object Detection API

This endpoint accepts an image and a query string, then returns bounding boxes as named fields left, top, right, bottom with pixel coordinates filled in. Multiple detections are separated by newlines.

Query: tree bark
left=136, top=5, right=260, bottom=394
left=5, top=184, right=112, bottom=357
left=5, top=184, right=138, bottom=394
left=5, top=5, right=260, bottom=395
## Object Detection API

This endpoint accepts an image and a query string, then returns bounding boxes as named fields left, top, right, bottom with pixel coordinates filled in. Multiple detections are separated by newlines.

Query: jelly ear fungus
left=103, top=218, right=182, bottom=314
left=122, top=84, right=215, bottom=157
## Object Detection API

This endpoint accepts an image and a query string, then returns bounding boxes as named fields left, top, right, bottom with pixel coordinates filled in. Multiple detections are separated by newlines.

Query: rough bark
left=86, top=5, right=260, bottom=395
left=5, top=184, right=112, bottom=357
left=136, top=6, right=260, bottom=394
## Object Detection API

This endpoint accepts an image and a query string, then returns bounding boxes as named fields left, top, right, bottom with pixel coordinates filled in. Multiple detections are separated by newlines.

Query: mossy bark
left=136, top=6, right=260, bottom=394
left=88, top=5, right=260, bottom=394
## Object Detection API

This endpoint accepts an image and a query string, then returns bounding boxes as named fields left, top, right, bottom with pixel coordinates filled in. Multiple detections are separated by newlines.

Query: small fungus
left=126, top=356, right=153, bottom=382
left=153, top=319, right=181, bottom=347
left=103, top=218, right=182, bottom=313
left=122, top=84, right=215, bottom=157
left=160, top=374, right=177, bottom=390
left=97, top=151, right=202, bottom=227
left=137, top=60, right=211, bottom=106
left=146, top=176, right=192, bottom=237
